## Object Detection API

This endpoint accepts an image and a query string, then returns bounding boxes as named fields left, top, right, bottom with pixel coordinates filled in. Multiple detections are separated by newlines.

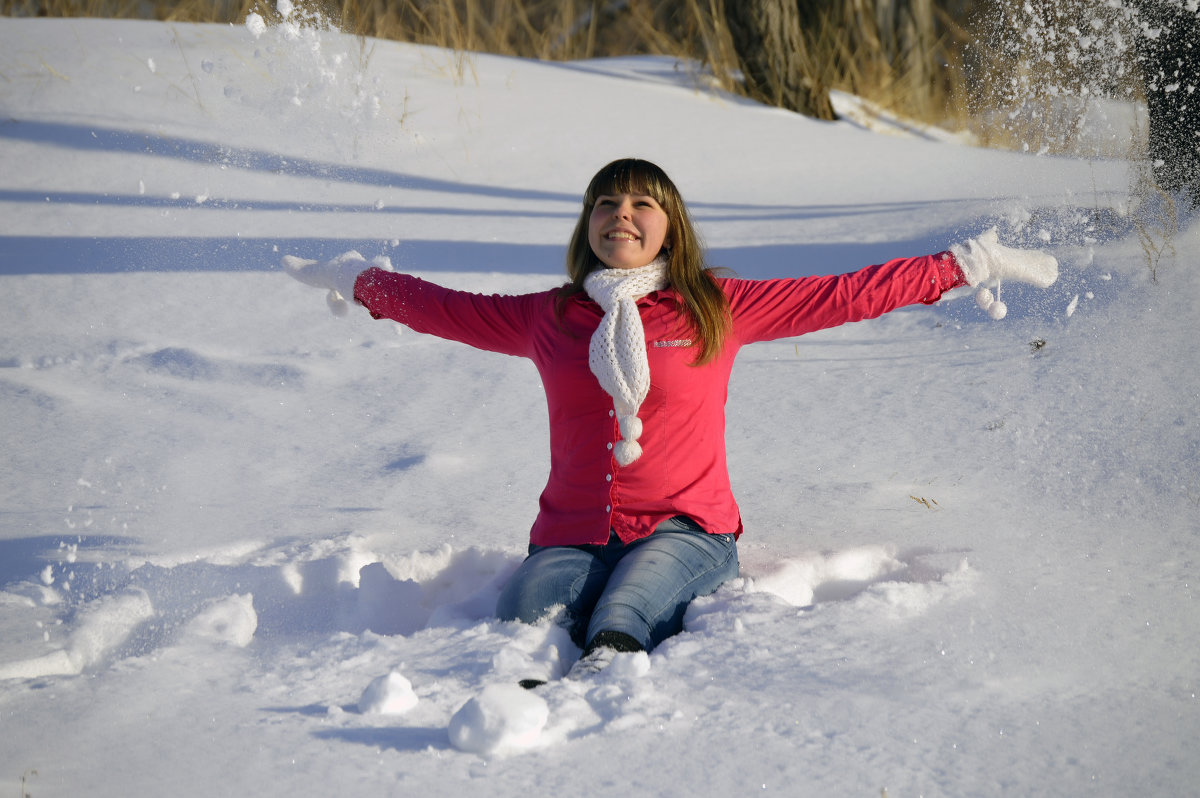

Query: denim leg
left=495, top=542, right=613, bottom=647
left=585, top=522, right=739, bottom=652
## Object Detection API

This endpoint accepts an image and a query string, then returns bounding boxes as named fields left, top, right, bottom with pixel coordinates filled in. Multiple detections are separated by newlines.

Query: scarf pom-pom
left=617, top=415, right=643, bottom=442
left=613, top=439, right=642, bottom=466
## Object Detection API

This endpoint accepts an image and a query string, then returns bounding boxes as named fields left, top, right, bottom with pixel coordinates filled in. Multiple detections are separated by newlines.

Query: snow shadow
left=1, top=206, right=1135, bottom=282
left=0, top=235, right=964, bottom=279
left=311, top=725, right=451, bottom=753
left=0, top=119, right=575, bottom=204
left=0, top=236, right=566, bottom=276
left=0, top=534, right=140, bottom=591
left=710, top=237, right=955, bottom=281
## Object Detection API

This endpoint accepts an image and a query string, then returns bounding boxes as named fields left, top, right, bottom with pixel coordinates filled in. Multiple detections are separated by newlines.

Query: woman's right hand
left=282, top=250, right=390, bottom=316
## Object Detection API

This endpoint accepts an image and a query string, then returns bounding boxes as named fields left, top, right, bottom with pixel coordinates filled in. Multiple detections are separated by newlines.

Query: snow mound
left=357, top=670, right=419, bottom=715
left=749, top=544, right=909, bottom=606
left=0, top=588, right=153, bottom=679
left=182, top=593, right=258, bottom=647
left=448, top=683, right=549, bottom=755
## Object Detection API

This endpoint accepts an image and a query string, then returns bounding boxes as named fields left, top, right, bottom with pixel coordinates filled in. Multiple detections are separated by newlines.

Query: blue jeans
left=495, top=516, right=739, bottom=652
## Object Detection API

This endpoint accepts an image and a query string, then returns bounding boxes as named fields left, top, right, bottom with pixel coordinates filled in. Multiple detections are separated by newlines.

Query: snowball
left=245, top=13, right=267, bottom=39
left=369, top=254, right=394, bottom=271
left=448, top=684, right=549, bottom=755
left=326, top=289, right=349, bottom=317
left=357, top=671, right=419, bottom=716
left=604, top=650, right=651, bottom=681
left=184, top=593, right=257, bottom=647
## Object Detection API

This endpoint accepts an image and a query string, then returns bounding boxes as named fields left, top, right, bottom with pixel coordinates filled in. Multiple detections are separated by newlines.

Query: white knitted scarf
left=584, top=257, right=670, bottom=466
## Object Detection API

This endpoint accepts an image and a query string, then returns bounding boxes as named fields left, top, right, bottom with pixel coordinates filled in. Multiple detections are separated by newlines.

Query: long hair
left=559, top=158, right=730, bottom=365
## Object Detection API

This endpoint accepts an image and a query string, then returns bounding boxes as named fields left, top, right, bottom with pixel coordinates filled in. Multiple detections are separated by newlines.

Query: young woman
left=284, top=158, right=1057, bottom=673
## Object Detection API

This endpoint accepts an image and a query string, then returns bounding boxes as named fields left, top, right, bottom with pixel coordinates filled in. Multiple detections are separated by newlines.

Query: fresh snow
left=1, top=10, right=1198, bottom=797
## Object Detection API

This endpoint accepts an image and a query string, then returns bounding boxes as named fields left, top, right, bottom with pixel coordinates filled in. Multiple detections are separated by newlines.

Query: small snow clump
left=357, top=671, right=419, bottom=716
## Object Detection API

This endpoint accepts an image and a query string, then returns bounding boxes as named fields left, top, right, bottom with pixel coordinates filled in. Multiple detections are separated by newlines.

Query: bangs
left=585, top=158, right=675, bottom=208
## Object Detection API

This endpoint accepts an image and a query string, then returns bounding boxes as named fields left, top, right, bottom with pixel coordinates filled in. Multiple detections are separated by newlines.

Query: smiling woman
left=587, top=193, right=670, bottom=270
left=283, top=156, right=1060, bottom=679
left=560, top=158, right=729, bottom=367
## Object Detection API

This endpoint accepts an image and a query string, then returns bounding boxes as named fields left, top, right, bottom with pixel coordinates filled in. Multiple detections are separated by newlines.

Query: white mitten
left=282, top=250, right=392, bottom=316
left=950, top=228, right=1058, bottom=320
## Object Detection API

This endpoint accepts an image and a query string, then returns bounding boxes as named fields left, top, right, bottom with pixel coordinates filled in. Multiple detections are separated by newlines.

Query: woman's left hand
left=950, top=228, right=1058, bottom=320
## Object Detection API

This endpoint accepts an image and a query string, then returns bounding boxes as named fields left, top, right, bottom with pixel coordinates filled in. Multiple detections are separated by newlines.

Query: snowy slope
left=1, top=14, right=1197, bottom=798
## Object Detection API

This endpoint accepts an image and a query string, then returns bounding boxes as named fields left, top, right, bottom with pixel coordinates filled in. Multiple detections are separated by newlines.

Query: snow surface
left=1, top=11, right=1198, bottom=797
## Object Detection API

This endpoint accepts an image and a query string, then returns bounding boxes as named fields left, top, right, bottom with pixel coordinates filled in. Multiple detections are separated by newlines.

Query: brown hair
left=559, top=158, right=730, bottom=365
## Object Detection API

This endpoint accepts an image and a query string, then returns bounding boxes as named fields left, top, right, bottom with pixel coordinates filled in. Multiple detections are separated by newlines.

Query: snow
left=1, top=9, right=1199, bottom=798
left=448, top=683, right=549, bottom=755
left=358, top=670, right=419, bottom=716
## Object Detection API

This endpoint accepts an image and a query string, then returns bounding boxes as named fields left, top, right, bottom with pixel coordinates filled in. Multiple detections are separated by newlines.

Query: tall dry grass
left=3, top=0, right=972, bottom=129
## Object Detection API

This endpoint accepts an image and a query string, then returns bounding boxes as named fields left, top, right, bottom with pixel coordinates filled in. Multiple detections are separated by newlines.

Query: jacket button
left=608, top=409, right=615, bottom=417
left=607, top=442, right=614, bottom=450
left=605, top=505, right=612, bottom=513
left=606, top=474, right=613, bottom=482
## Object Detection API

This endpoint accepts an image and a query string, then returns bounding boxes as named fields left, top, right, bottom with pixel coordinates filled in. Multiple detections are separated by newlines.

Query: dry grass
left=1130, top=153, right=1179, bottom=281
left=3, top=0, right=973, bottom=130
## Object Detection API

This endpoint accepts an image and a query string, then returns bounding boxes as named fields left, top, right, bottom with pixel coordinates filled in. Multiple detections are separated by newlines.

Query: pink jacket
left=354, top=253, right=966, bottom=546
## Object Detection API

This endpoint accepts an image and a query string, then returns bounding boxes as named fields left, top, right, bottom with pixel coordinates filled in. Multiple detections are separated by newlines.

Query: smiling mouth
left=605, top=231, right=638, bottom=241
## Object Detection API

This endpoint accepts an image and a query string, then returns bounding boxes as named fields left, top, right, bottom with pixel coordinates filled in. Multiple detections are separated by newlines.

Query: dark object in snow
left=1136, top=0, right=1200, bottom=203
left=519, top=630, right=645, bottom=689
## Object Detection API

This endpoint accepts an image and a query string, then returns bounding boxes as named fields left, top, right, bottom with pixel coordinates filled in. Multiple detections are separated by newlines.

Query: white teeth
left=607, top=232, right=636, bottom=241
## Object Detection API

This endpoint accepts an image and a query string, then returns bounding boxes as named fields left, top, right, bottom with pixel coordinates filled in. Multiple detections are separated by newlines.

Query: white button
left=606, top=474, right=612, bottom=482
left=608, top=409, right=615, bottom=417
left=607, top=442, right=614, bottom=450
left=605, top=505, right=612, bottom=512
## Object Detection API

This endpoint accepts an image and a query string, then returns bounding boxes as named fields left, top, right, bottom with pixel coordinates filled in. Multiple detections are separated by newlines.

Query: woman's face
left=587, top=192, right=670, bottom=270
